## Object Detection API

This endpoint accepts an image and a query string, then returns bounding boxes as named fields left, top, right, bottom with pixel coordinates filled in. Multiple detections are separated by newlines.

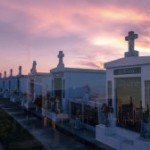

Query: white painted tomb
left=2, top=71, right=10, bottom=98
left=96, top=31, right=150, bottom=150
left=9, top=66, right=27, bottom=102
left=46, top=51, right=106, bottom=125
left=23, top=60, right=50, bottom=113
left=9, top=68, right=18, bottom=101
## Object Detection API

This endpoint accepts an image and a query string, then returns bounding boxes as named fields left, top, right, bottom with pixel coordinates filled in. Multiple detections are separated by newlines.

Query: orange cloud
left=97, top=6, right=148, bottom=23
left=90, top=36, right=125, bottom=48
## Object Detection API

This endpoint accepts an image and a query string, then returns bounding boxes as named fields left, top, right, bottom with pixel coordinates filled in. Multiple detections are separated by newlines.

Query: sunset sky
left=0, top=0, right=150, bottom=76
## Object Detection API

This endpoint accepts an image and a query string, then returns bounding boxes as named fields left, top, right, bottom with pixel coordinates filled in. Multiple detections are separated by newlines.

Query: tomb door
left=144, top=81, right=150, bottom=122
left=70, top=102, right=82, bottom=119
left=9, top=80, right=11, bottom=92
left=84, top=105, right=98, bottom=126
left=115, top=77, right=141, bottom=132
left=53, top=78, right=63, bottom=100
left=17, top=78, right=20, bottom=92
left=29, top=79, right=34, bottom=101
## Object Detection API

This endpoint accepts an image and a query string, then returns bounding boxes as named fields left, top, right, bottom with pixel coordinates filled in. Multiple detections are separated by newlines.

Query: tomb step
left=108, top=134, right=134, bottom=150
left=110, top=134, right=133, bottom=145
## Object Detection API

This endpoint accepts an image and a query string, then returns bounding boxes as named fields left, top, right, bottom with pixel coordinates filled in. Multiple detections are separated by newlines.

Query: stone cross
left=57, top=51, right=65, bottom=69
left=10, top=69, right=13, bottom=77
left=124, top=31, right=139, bottom=57
left=31, top=60, right=37, bottom=74
left=19, top=66, right=22, bottom=76
left=125, top=31, right=138, bottom=52
left=4, top=71, right=6, bottom=78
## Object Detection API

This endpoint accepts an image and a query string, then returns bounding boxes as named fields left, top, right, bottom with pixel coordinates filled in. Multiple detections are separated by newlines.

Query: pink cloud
left=0, top=0, right=150, bottom=75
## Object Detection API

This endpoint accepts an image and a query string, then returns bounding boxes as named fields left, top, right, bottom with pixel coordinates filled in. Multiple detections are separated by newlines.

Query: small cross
left=19, top=66, right=22, bottom=75
left=125, top=31, right=138, bottom=52
left=58, top=51, right=64, bottom=67
left=31, top=61, right=37, bottom=74
left=4, top=71, right=6, bottom=78
left=10, top=69, right=13, bottom=76
left=58, top=51, right=64, bottom=60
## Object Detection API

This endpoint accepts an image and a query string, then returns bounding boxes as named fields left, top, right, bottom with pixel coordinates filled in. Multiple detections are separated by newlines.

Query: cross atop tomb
left=4, top=71, right=6, bottom=78
left=30, top=61, right=37, bottom=74
left=10, top=69, right=13, bottom=77
left=19, top=66, right=22, bottom=76
left=125, top=31, right=138, bottom=52
left=57, top=51, right=65, bottom=69
left=124, top=31, right=139, bottom=57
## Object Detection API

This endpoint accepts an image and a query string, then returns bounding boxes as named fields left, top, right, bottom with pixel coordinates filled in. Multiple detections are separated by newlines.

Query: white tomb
left=2, top=71, right=10, bottom=98
left=23, top=60, right=50, bottom=113
left=96, top=31, right=150, bottom=150
left=47, top=51, right=106, bottom=124
left=9, top=66, right=27, bottom=102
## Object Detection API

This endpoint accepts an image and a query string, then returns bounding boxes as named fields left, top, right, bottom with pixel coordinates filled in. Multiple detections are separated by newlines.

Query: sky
left=0, top=0, right=150, bottom=76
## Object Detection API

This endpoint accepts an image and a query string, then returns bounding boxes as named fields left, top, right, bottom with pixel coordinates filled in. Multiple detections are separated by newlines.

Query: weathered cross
left=4, top=71, right=6, bottom=78
left=10, top=69, right=13, bottom=76
left=125, top=31, right=138, bottom=52
left=31, top=61, right=37, bottom=74
left=19, top=66, right=22, bottom=75
left=58, top=51, right=64, bottom=65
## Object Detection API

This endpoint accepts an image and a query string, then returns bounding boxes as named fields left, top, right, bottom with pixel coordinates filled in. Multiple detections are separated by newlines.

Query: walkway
left=0, top=98, right=114, bottom=150
left=0, top=142, right=4, bottom=150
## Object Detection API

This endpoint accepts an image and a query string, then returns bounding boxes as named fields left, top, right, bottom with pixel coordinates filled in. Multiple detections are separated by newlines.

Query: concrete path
left=0, top=142, right=4, bottom=150
left=0, top=99, right=93, bottom=150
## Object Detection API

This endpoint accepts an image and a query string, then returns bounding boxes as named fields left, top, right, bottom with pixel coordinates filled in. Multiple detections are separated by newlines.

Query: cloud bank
left=0, top=0, right=150, bottom=75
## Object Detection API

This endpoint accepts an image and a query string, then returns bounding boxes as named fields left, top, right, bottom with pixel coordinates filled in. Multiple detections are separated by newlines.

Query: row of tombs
left=0, top=51, right=106, bottom=130
left=0, top=31, right=150, bottom=150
